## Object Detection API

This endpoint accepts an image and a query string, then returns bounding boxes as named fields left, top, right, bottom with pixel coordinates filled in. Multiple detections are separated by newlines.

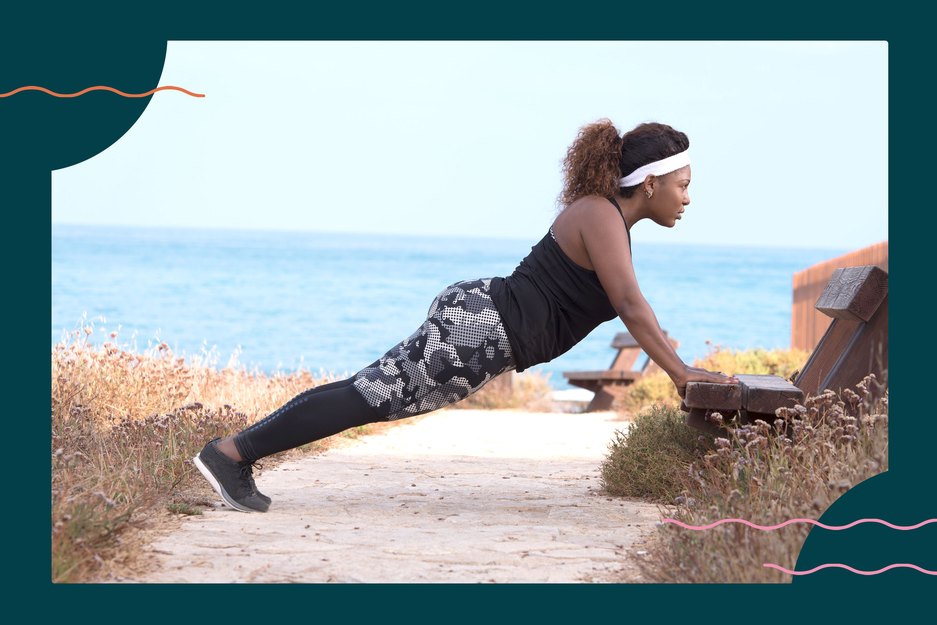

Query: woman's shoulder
left=561, top=195, right=620, bottom=226
left=568, top=194, right=617, bottom=211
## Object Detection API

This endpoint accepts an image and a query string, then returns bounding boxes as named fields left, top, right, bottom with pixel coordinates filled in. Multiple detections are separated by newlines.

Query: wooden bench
left=683, top=265, right=888, bottom=434
left=564, top=331, right=678, bottom=412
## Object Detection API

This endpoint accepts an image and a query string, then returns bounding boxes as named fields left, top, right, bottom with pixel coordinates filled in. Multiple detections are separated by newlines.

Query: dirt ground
left=125, top=408, right=661, bottom=583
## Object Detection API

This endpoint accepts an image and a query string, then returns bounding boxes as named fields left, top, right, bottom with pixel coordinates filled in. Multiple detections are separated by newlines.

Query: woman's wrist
left=669, top=365, right=689, bottom=388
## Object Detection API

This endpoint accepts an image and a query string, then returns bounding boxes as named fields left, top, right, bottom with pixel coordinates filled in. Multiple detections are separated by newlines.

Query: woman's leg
left=233, top=277, right=515, bottom=457
left=231, top=377, right=378, bottom=462
left=195, top=278, right=515, bottom=511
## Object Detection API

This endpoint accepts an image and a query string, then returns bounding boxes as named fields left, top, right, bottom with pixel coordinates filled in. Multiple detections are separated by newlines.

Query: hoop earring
left=645, top=190, right=653, bottom=199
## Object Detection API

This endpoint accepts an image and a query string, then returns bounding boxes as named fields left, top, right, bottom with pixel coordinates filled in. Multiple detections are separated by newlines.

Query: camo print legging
left=352, top=278, right=516, bottom=420
left=233, top=278, right=516, bottom=462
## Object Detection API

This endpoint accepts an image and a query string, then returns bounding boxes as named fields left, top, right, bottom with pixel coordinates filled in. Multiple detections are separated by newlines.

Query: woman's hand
left=671, top=366, right=739, bottom=399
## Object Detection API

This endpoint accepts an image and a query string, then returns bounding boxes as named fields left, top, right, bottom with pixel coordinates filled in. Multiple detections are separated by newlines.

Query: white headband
left=619, top=149, right=691, bottom=187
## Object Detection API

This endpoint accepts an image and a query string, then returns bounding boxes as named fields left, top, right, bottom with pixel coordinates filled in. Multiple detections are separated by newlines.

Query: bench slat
left=738, top=374, right=804, bottom=415
left=563, top=369, right=642, bottom=382
left=685, top=375, right=803, bottom=415
left=563, top=370, right=644, bottom=381
left=684, top=382, right=742, bottom=410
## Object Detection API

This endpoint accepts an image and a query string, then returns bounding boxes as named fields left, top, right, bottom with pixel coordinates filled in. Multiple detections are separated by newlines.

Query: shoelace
left=238, top=461, right=264, bottom=494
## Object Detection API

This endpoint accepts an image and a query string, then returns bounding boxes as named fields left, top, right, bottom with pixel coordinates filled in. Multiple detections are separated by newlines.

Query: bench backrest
left=793, top=265, right=888, bottom=397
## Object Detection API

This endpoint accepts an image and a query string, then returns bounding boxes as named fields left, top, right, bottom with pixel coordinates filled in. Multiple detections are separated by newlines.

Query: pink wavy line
left=0, top=85, right=204, bottom=98
left=764, top=563, right=937, bottom=576
left=661, top=517, right=937, bottom=531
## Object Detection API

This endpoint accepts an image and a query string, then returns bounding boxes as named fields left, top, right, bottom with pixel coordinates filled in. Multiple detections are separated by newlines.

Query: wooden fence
left=791, top=241, right=889, bottom=352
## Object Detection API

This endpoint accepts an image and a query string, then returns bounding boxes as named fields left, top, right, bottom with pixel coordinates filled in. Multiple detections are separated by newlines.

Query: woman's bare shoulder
left=561, top=195, right=620, bottom=229
left=555, top=195, right=601, bottom=231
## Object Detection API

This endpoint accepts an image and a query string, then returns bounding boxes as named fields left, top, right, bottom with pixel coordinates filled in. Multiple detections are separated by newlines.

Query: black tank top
left=489, top=197, right=630, bottom=372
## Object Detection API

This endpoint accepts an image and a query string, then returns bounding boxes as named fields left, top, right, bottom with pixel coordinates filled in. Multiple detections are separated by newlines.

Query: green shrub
left=600, top=404, right=713, bottom=502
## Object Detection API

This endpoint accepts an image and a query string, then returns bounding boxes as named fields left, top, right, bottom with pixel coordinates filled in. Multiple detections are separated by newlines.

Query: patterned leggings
left=233, top=278, right=516, bottom=462
left=353, top=278, right=516, bottom=419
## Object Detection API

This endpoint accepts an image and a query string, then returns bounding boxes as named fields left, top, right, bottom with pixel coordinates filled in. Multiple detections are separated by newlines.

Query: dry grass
left=53, top=328, right=362, bottom=582
left=51, top=327, right=554, bottom=582
left=602, top=372, right=888, bottom=583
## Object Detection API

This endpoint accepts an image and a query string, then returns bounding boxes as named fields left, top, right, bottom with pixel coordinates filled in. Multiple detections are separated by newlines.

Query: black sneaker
left=193, top=438, right=271, bottom=512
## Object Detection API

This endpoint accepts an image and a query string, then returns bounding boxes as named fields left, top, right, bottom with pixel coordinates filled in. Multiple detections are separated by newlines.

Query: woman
left=194, top=119, right=739, bottom=513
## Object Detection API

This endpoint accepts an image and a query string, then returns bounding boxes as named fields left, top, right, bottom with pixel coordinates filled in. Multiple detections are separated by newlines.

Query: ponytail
left=559, top=119, right=623, bottom=207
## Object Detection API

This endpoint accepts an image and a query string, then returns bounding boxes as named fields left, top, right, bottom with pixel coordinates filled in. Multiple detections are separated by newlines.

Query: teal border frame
left=7, top=1, right=931, bottom=617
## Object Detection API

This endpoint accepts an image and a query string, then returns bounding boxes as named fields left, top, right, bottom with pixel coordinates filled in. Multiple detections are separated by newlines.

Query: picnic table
left=563, top=331, right=678, bottom=412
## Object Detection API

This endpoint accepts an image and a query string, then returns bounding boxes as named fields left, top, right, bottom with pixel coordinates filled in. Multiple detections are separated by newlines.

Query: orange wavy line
left=0, top=85, right=204, bottom=98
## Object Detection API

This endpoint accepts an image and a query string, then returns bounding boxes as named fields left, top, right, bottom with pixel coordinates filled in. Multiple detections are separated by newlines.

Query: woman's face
left=649, top=165, right=691, bottom=227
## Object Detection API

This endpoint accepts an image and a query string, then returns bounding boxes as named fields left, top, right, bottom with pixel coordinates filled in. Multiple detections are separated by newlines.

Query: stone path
left=136, top=409, right=660, bottom=583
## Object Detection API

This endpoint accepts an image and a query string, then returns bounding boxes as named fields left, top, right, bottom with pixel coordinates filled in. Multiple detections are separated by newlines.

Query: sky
left=52, top=41, right=888, bottom=250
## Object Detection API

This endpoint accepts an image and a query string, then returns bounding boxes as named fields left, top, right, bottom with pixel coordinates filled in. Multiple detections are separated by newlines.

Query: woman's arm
left=578, top=198, right=737, bottom=396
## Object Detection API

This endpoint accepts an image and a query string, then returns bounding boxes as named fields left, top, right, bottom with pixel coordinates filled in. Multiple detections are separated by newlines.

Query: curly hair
left=559, top=119, right=622, bottom=207
left=559, top=120, right=690, bottom=206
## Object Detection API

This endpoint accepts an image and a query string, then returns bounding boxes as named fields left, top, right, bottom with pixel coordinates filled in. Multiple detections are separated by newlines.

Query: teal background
left=7, top=0, right=931, bottom=616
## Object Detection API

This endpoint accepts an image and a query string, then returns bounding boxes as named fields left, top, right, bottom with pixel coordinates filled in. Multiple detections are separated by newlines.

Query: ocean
left=51, top=224, right=844, bottom=390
